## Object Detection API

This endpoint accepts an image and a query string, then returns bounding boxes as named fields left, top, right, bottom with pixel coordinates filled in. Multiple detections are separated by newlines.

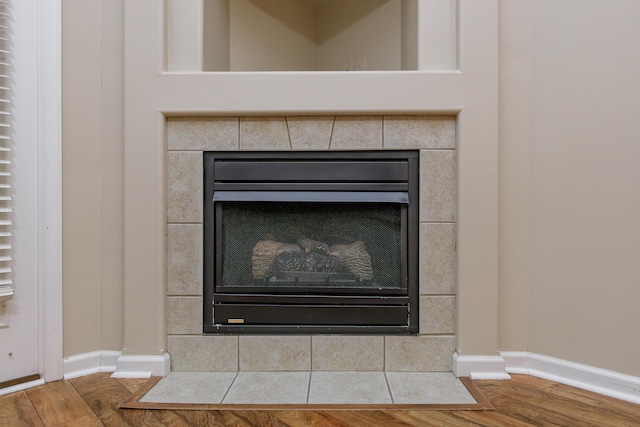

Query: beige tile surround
left=166, top=116, right=457, bottom=372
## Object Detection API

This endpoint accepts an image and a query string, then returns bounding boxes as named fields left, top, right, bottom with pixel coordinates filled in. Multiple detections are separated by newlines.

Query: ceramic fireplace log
left=297, top=238, right=330, bottom=254
left=251, top=239, right=373, bottom=281
left=251, top=240, right=302, bottom=279
left=328, top=240, right=373, bottom=280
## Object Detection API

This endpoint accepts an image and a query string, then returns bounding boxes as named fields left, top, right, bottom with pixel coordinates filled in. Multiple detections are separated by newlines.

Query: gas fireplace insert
left=203, top=151, right=419, bottom=334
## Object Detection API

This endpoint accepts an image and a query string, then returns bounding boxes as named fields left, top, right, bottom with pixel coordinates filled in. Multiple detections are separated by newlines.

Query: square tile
left=167, top=117, right=238, bottom=151
left=239, top=336, right=310, bottom=371
left=386, top=372, right=476, bottom=404
left=384, top=116, right=456, bottom=149
left=140, top=372, right=237, bottom=404
left=420, top=223, right=456, bottom=295
left=312, top=336, right=383, bottom=371
left=168, top=336, right=238, bottom=371
left=420, top=150, right=456, bottom=222
left=308, top=372, right=392, bottom=404
left=167, top=297, right=202, bottom=334
left=222, top=372, right=310, bottom=404
left=167, top=151, right=202, bottom=223
left=420, top=296, right=456, bottom=334
left=385, top=336, right=455, bottom=371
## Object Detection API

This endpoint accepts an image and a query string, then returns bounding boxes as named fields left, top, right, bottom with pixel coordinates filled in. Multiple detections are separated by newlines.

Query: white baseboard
left=502, top=351, right=640, bottom=405
left=63, top=351, right=170, bottom=379
left=454, top=350, right=640, bottom=404
left=500, top=351, right=531, bottom=374
left=111, top=353, right=170, bottom=378
left=452, top=352, right=511, bottom=380
left=63, top=350, right=121, bottom=380
left=0, top=378, right=46, bottom=396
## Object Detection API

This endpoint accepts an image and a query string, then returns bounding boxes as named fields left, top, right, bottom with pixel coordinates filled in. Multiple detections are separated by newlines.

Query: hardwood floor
left=1, top=373, right=639, bottom=426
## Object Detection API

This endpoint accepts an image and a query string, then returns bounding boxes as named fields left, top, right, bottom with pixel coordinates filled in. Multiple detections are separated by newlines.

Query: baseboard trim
left=111, top=353, right=171, bottom=378
left=0, top=379, right=45, bottom=396
left=452, top=352, right=511, bottom=380
left=502, top=351, right=640, bottom=405
left=63, top=351, right=171, bottom=380
left=63, top=350, right=121, bottom=380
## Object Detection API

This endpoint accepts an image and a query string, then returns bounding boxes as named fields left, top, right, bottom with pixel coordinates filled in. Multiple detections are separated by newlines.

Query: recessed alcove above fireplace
left=166, top=115, right=457, bottom=372
left=203, top=151, right=419, bottom=334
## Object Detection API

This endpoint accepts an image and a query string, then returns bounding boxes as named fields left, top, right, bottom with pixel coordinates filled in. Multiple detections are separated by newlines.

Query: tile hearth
left=140, top=371, right=477, bottom=405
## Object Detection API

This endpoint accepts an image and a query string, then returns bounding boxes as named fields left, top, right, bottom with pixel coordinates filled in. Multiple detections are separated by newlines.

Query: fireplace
left=167, top=115, right=457, bottom=372
left=203, top=151, right=419, bottom=334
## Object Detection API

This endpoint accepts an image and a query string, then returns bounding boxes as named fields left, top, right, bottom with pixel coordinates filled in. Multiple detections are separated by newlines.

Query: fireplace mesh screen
left=219, top=202, right=402, bottom=289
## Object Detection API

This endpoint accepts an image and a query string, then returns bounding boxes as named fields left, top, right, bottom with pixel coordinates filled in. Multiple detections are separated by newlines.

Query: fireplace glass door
left=218, top=202, right=404, bottom=292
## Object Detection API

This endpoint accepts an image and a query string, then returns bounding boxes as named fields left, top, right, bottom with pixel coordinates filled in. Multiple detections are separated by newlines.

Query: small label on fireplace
left=227, top=318, right=245, bottom=324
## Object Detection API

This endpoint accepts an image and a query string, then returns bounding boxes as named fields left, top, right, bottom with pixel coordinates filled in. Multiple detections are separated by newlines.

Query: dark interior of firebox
left=219, top=202, right=402, bottom=290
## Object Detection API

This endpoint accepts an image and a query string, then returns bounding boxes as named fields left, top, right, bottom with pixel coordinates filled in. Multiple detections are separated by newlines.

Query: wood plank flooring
left=1, top=373, right=639, bottom=426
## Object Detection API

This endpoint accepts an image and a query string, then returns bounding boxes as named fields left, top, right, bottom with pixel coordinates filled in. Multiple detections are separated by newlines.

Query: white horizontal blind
left=0, top=0, right=12, bottom=301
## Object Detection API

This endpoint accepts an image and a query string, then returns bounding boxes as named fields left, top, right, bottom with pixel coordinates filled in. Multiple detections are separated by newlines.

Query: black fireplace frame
left=203, top=150, right=419, bottom=334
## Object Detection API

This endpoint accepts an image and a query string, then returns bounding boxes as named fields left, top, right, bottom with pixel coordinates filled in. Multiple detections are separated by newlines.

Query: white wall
left=317, top=0, right=401, bottom=71
left=499, top=0, right=640, bottom=377
left=167, top=0, right=204, bottom=71
left=498, top=0, right=532, bottom=351
left=62, top=0, right=124, bottom=356
left=526, top=0, right=640, bottom=376
left=99, top=0, right=125, bottom=351
left=400, top=0, right=418, bottom=70
left=229, top=0, right=316, bottom=71
left=203, top=0, right=230, bottom=71
left=167, top=0, right=406, bottom=72
left=415, top=0, right=456, bottom=70
left=62, top=0, right=103, bottom=356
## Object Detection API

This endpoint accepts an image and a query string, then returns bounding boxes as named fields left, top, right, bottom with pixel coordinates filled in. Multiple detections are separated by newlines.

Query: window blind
left=0, top=0, right=12, bottom=301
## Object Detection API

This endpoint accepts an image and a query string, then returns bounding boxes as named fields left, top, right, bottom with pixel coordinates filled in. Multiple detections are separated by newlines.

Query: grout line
left=413, top=333, right=457, bottom=337
left=166, top=334, right=209, bottom=337
left=327, top=116, right=335, bottom=150
left=285, top=117, right=293, bottom=150
left=166, top=295, right=201, bottom=299
left=417, top=148, right=457, bottom=151
left=418, top=294, right=456, bottom=297
left=220, top=371, right=239, bottom=404
left=384, top=371, right=395, bottom=404
left=420, top=221, right=456, bottom=224
left=384, top=337, right=389, bottom=370
left=236, top=336, right=240, bottom=372
left=306, top=370, right=312, bottom=404
left=237, top=117, right=241, bottom=149
left=309, top=336, right=313, bottom=372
